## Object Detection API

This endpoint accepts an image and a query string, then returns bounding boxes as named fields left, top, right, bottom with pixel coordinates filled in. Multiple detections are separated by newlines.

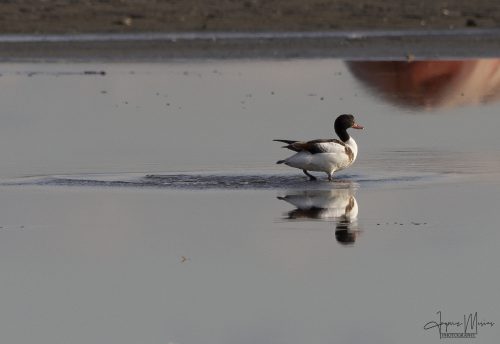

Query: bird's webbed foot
left=302, top=169, right=317, bottom=181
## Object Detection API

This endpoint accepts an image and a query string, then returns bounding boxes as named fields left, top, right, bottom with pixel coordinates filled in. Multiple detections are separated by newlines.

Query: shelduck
left=274, top=114, right=363, bottom=181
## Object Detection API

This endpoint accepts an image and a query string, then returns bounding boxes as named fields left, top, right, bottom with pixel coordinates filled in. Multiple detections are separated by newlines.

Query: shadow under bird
left=274, top=114, right=364, bottom=181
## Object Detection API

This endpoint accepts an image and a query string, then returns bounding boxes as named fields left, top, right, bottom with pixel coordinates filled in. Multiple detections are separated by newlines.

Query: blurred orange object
left=347, top=60, right=500, bottom=109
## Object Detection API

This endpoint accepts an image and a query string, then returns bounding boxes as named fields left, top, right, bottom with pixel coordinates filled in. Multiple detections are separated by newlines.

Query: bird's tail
left=273, top=139, right=297, bottom=145
left=275, top=140, right=293, bottom=164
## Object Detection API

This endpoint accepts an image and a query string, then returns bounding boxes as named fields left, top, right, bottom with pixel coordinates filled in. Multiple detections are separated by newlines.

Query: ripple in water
left=2, top=172, right=434, bottom=190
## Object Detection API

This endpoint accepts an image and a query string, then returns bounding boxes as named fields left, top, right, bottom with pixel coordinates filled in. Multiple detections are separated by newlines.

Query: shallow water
left=0, top=60, right=499, bottom=343
left=3, top=170, right=438, bottom=190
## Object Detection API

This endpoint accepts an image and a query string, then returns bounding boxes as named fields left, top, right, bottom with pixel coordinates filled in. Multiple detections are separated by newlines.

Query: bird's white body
left=282, top=137, right=358, bottom=174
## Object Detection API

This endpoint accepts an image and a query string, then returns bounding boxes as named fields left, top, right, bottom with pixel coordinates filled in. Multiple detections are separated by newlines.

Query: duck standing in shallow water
left=274, top=114, right=364, bottom=181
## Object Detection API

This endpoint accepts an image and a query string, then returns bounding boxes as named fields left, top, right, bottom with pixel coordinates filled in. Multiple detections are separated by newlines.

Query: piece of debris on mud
left=466, top=18, right=478, bottom=27
left=115, top=16, right=133, bottom=26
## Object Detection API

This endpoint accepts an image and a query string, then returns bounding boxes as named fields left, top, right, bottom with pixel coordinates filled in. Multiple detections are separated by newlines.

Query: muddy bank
left=1, top=0, right=500, bottom=34
left=2, top=30, right=500, bottom=61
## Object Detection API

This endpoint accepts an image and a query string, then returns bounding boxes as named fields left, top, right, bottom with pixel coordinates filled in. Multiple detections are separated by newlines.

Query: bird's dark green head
left=335, top=114, right=363, bottom=130
left=334, top=114, right=364, bottom=141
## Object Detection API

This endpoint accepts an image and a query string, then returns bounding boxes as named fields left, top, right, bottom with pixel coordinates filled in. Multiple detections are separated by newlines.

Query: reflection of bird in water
left=278, top=189, right=358, bottom=220
left=274, top=114, right=363, bottom=181
left=278, top=188, right=360, bottom=245
left=335, top=222, right=357, bottom=246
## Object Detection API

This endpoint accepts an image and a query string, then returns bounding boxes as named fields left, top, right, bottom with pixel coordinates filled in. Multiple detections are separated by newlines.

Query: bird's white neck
left=345, top=137, right=358, bottom=161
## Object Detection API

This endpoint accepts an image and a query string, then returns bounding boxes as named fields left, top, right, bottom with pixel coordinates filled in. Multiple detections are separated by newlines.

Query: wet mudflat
left=0, top=59, right=499, bottom=343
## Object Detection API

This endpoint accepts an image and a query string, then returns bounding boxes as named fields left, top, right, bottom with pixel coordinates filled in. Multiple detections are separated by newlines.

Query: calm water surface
left=0, top=60, right=499, bottom=344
